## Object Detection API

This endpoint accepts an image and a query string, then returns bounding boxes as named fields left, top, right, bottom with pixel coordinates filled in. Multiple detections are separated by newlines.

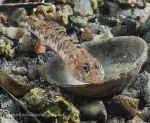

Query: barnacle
left=23, top=87, right=80, bottom=123
left=112, top=95, right=143, bottom=118
left=0, top=36, right=14, bottom=57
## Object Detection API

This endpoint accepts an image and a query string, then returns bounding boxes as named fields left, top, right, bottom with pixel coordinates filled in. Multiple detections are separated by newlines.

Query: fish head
left=67, top=48, right=104, bottom=83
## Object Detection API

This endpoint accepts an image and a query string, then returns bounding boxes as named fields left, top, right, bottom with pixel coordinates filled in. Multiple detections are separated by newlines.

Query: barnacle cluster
left=0, top=61, right=31, bottom=96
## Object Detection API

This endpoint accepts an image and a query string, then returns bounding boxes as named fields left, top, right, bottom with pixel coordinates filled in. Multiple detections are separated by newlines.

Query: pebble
left=107, top=117, right=125, bottom=123
left=143, top=31, right=150, bottom=43
left=107, top=1, right=132, bottom=18
left=91, top=30, right=113, bottom=42
left=78, top=99, right=107, bottom=122
left=148, top=44, right=150, bottom=61
left=99, top=25, right=112, bottom=34
left=70, top=16, right=88, bottom=27
left=87, top=22, right=100, bottom=34
left=63, top=4, right=73, bottom=16
left=74, top=0, right=94, bottom=17
left=55, top=0, right=67, bottom=4
left=2, top=27, right=27, bottom=40
left=132, top=8, right=149, bottom=23
left=126, top=116, right=146, bottom=123
left=99, top=2, right=111, bottom=15
left=18, top=33, right=34, bottom=52
left=136, top=0, right=145, bottom=8
left=138, top=20, right=150, bottom=36
left=142, top=61, right=150, bottom=73
left=11, top=8, right=27, bottom=22
left=81, top=27, right=93, bottom=41
left=90, top=0, right=98, bottom=12
left=112, top=18, right=140, bottom=36
left=124, top=19, right=140, bottom=35
left=81, top=121, right=98, bottom=123
left=66, top=24, right=82, bottom=36
left=112, top=25, right=128, bottom=36
left=27, top=60, right=39, bottom=80
left=117, top=0, right=137, bottom=7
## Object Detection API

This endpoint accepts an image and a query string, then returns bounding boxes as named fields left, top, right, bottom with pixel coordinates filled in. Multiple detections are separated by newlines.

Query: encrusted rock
left=74, top=0, right=94, bottom=16
left=23, top=87, right=80, bottom=123
left=70, top=16, right=88, bottom=27
left=122, top=72, right=150, bottom=105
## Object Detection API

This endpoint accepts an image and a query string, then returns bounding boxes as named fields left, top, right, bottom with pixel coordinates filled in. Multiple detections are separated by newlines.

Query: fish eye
left=83, top=63, right=89, bottom=73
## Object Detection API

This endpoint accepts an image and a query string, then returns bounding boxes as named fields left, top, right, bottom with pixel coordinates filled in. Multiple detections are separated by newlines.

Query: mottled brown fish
left=13, top=8, right=104, bottom=83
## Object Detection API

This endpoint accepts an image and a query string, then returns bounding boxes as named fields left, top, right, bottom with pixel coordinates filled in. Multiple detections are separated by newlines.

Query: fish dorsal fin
left=38, top=56, right=66, bottom=84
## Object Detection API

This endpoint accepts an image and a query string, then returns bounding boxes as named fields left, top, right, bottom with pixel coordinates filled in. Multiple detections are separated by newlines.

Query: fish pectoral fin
left=38, top=56, right=68, bottom=84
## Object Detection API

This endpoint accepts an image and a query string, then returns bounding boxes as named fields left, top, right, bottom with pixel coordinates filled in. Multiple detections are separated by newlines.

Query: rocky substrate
left=0, top=0, right=150, bottom=123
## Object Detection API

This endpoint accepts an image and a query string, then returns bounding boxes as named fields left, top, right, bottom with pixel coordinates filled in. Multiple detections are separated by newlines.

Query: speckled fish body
left=17, top=16, right=104, bottom=83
